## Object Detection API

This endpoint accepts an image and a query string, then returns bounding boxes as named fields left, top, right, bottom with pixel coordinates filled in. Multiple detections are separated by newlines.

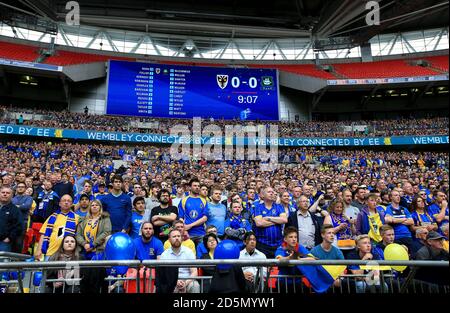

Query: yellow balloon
left=384, top=243, right=409, bottom=272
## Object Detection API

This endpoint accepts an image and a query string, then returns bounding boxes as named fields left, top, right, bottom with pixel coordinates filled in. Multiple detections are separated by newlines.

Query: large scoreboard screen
left=106, top=60, right=279, bottom=120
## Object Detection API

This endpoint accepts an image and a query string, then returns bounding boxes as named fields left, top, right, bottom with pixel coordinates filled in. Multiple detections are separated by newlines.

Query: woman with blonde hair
left=323, top=199, right=356, bottom=256
left=76, top=199, right=112, bottom=259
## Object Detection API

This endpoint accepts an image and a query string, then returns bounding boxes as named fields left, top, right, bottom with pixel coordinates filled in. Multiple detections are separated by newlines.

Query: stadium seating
left=43, top=50, right=134, bottom=66
left=250, top=64, right=337, bottom=79
left=0, top=41, right=40, bottom=62
left=1, top=40, right=447, bottom=78
left=425, top=56, right=449, bottom=72
left=331, top=59, right=440, bottom=79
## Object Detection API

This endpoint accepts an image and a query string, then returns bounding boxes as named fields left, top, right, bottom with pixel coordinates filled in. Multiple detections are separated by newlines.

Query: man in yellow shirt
left=34, top=194, right=79, bottom=259
left=163, top=219, right=196, bottom=255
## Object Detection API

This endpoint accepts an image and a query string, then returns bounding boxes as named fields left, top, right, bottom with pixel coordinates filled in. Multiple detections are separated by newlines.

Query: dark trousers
left=256, top=242, right=277, bottom=259
left=395, top=237, right=413, bottom=250
left=191, top=236, right=204, bottom=246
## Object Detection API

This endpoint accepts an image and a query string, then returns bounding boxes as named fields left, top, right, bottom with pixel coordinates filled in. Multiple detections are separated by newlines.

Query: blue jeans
left=355, top=281, right=389, bottom=293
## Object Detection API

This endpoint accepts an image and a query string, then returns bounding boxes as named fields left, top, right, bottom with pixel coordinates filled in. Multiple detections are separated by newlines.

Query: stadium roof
left=1, top=0, right=448, bottom=40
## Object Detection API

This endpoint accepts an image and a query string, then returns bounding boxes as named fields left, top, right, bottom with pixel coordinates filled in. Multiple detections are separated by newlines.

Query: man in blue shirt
left=100, top=175, right=132, bottom=234
left=94, top=183, right=109, bottom=201
left=12, top=182, right=33, bottom=229
left=224, top=201, right=252, bottom=250
left=205, top=185, right=227, bottom=238
left=427, top=191, right=449, bottom=231
left=400, top=182, right=414, bottom=210
left=33, top=180, right=59, bottom=224
left=134, top=222, right=164, bottom=260
left=178, top=178, right=208, bottom=245
left=253, top=186, right=287, bottom=258
left=310, top=225, right=344, bottom=260
left=275, top=226, right=315, bottom=293
left=130, top=197, right=146, bottom=239
left=74, top=193, right=90, bottom=219
left=385, top=190, right=414, bottom=249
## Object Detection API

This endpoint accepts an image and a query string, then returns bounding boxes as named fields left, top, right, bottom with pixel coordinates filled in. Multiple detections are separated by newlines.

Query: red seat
left=124, top=267, right=155, bottom=293
left=0, top=41, right=40, bottom=62
left=424, top=56, right=449, bottom=72
left=332, top=59, right=440, bottom=78
left=250, top=64, right=337, bottom=79
left=43, top=50, right=133, bottom=66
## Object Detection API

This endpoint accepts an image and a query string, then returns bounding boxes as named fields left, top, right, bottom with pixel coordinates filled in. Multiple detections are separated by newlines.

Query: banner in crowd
left=1, top=124, right=448, bottom=147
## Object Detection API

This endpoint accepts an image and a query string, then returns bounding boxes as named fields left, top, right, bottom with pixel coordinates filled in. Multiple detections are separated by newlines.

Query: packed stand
left=0, top=139, right=448, bottom=293
left=1, top=106, right=448, bottom=137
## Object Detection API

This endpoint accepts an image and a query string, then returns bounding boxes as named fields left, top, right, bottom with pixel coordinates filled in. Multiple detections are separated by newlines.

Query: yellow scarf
left=368, top=213, right=383, bottom=243
left=84, top=217, right=100, bottom=249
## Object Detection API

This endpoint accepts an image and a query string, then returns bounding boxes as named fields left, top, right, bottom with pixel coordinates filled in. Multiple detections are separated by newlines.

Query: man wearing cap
left=94, top=183, right=109, bottom=201
left=75, top=194, right=90, bottom=219
left=415, top=231, right=449, bottom=261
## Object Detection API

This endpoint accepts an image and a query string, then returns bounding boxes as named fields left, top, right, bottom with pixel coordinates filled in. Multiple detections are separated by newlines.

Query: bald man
left=35, top=194, right=79, bottom=260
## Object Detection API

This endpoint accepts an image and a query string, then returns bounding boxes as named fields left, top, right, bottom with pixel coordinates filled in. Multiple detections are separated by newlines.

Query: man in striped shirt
left=253, top=186, right=287, bottom=258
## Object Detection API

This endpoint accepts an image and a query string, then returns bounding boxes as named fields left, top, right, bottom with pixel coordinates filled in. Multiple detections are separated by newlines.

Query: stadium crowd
left=1, top=106, right=448, bottom=137
left=0, top=137, right=448, bottom=293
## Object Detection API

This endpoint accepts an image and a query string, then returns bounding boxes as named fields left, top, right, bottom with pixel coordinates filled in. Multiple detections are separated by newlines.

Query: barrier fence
left=0, top=252, right=448, bottom=294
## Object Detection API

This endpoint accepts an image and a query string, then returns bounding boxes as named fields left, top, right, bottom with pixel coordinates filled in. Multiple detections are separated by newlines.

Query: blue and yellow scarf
left=41, top=210, right=77, bottom=255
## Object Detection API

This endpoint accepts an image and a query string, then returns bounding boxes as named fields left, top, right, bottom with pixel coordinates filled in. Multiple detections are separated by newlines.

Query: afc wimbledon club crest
left=189, top=210, right=199, bottom=219
left=217, top=75, right=228, bottom=89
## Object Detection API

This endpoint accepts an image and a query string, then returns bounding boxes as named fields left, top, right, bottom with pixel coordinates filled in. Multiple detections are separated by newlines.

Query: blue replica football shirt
left=130, top=211, right=144, bottom=239
left=178, top=196, right=207, bottom=237
left=134, top=236, right=164, bottom=260
left=275, top=244, right=310, bottom=283
left=428, top=203, right=449, bottom=228
left=385, top=205, right=413, bottom=239
left=253, top=202, right=286, bottom=247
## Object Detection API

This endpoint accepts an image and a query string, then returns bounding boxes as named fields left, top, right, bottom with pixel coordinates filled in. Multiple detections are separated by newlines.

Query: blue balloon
left=105, top=233, right=136, bottom=276
left=10, top=271, right=25, bottom=280
left=33, top=272, right=42, bottom=287
left=1, top=272, right=9, bottom=281
left=214, top=240, right=240, bottom=270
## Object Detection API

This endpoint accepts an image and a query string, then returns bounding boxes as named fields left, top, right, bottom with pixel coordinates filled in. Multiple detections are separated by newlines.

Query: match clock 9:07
left=237, top=95, right=258, bottom=104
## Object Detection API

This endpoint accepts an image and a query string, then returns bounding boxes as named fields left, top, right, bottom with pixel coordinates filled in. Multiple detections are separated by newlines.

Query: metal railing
left=0, top=252, right=448, bottom=294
